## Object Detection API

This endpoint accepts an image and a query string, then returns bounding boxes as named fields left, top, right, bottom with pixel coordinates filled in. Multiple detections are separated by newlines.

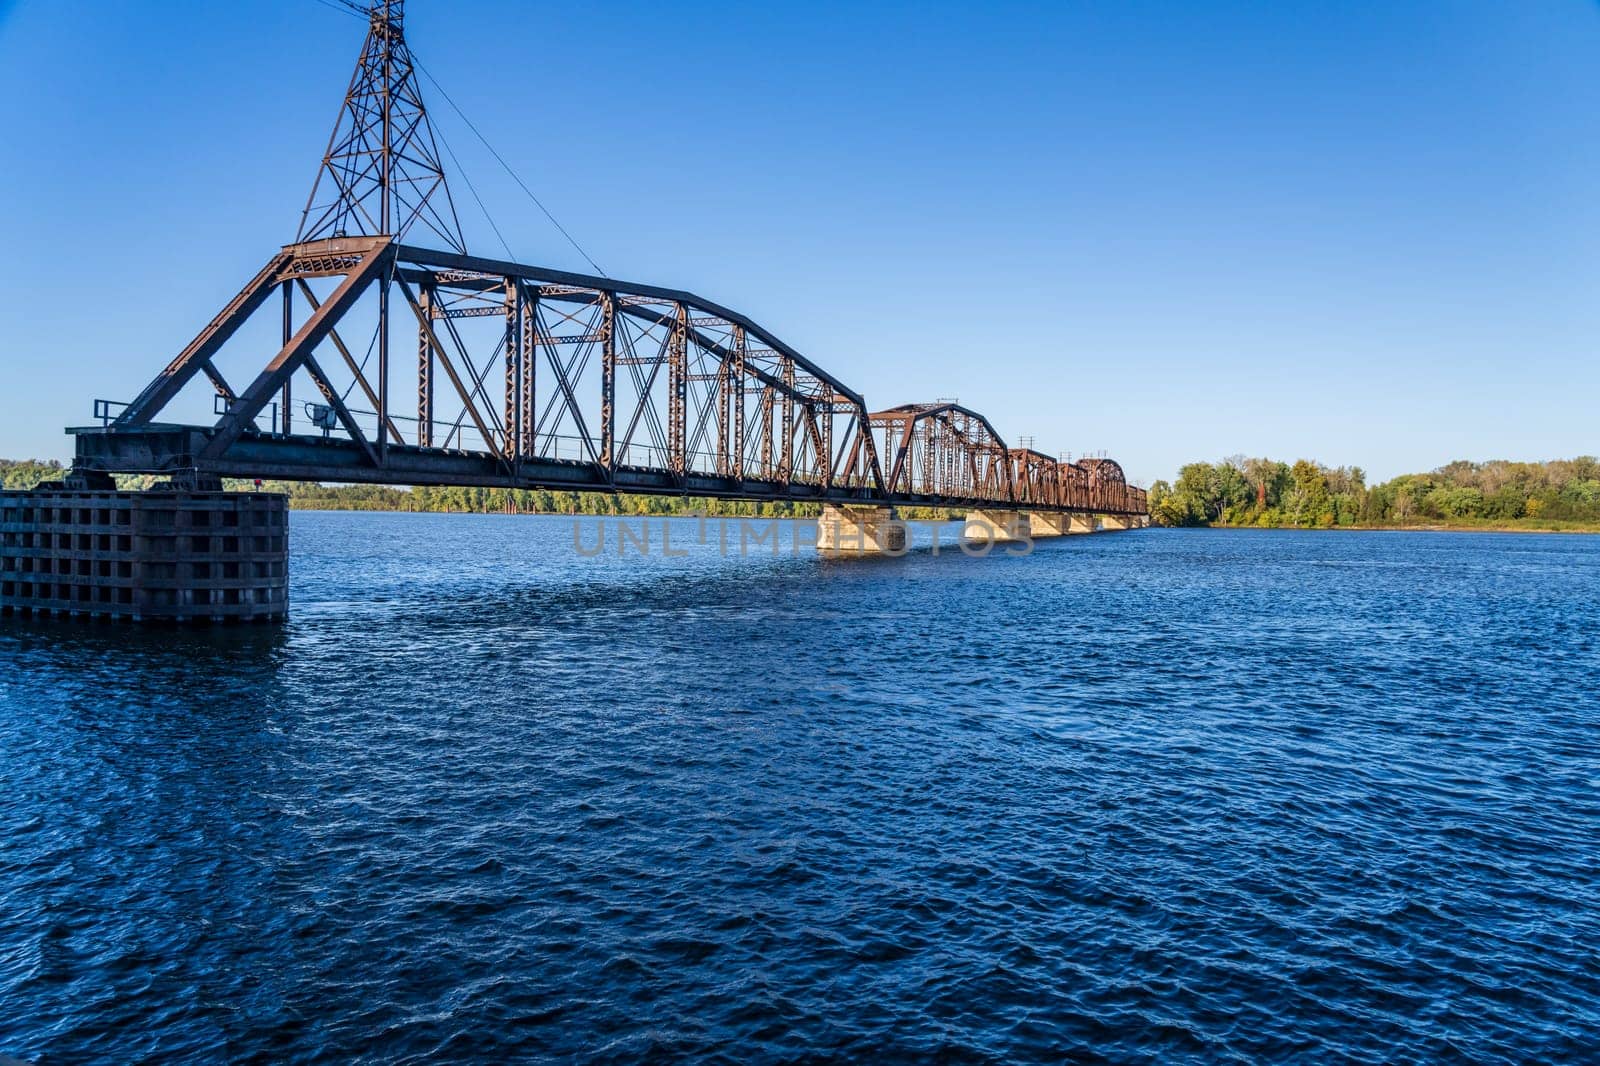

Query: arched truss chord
left=868, top=403, right=1017, bottom=506
left=1079, top=457, right=1145, bottom=515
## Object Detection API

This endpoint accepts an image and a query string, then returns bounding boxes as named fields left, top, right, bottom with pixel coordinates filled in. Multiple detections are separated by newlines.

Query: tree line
left=0, top=459, right=67, bottom=490
left=1149, top=456, right=1600, bottom=529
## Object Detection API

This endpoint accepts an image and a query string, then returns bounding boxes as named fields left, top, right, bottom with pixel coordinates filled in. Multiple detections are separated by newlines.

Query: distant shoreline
left=9, top=459, right=1597, bottom=535
left=1193, top=521, right=1600, bottom=535
left=281, top=507, right=1600, bottom=535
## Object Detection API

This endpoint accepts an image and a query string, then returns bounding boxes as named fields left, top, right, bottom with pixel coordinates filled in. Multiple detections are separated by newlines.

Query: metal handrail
left=93, top=399, right=129, bottom=427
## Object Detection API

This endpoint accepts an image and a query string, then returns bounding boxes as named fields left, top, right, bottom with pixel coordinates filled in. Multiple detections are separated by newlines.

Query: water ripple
left=1, top=518, right=1597, bottom=1062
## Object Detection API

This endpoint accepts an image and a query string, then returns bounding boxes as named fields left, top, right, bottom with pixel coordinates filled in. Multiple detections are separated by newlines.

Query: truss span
left=71, top=238, right=1146, bottom=516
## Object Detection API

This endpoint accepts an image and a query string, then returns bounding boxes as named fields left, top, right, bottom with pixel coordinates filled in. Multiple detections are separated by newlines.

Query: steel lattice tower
left=297, top=0, right=465, bottom=253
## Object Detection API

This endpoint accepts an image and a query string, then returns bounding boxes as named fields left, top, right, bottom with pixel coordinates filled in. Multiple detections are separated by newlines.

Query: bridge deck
left=68, top=424, right=1148, bottom=516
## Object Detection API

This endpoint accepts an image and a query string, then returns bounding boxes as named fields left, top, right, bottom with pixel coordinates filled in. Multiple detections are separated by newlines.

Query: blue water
left=2, top=514, right=1598, bottom=1063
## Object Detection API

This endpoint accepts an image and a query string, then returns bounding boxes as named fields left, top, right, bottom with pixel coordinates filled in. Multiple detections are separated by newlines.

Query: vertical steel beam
left=377, top=277, right=389, bottom=456
left=280, top=282, right=293, bottom=435
left=821, top=401, right=833, bottom=490
left=521, top=284, right=538, bottom=458
left=934, top=428, right=947, bottom=499
left=417, top=282, right=433, bottom=447
left=600, top=293, right=615, bottom=471
left=780, top=358, right=794, bottom=481
left=669, top=302, right=687, bottom=477
left=731, top=326, right=746, bottom=482
left=504, top=280, right=520, bottom=462
left=716, top=340, right=731, bottom=477
left=760, top=388, right=774, bottom=480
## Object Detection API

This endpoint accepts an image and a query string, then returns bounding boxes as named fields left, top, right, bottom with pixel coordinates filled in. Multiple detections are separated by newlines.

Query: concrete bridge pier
left=964, top=510, right=1031, bottom=544
left=1068, top=514, right=1098, bottom=534
left=817, top=504, right=908, bottom=555
left=1102, top=515, right=1134, bottom=531
left=1028, top=512, right=1068, bottom=537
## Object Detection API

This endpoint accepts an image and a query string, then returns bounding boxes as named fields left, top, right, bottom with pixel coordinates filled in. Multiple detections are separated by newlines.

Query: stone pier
left=964, top=510, right=1031, bottom=543
left=1102, top=515, right=1134, bottom=531
left=1068, top=514, right=1098, bottom=534
left=0, top=486, right=289, bottom=623
left=817, top=504, right=907, bottom=555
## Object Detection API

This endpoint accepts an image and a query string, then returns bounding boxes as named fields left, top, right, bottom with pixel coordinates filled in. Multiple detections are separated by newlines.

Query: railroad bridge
left=3, top=0, right=1147, bottom=622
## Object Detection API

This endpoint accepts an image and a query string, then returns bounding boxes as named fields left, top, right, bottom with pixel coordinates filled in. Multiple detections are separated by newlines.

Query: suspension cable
left=413, top=58, right=609, bottom=277
left=305, top=0, right=609, bottom=275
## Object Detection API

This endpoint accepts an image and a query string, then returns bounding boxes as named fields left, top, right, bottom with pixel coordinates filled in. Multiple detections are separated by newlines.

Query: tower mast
left=297, top=0, right=465, bottom=252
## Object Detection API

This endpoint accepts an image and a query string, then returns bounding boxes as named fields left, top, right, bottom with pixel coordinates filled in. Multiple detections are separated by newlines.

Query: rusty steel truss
left=67, top=1, right=1146, bottom=519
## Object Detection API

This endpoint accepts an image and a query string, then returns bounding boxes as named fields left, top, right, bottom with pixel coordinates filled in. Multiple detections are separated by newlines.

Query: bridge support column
left=1028, top=512, right=1069, bottom=537
left=817, top=504, right=907, bottom=555
left=1068, top=514, right=1098, bottom=534
left=1102, top=515, right=1133, bottom=531
left=1, top=485, right=289, bottom=623
left=964, top=510, right=1030, bottom=543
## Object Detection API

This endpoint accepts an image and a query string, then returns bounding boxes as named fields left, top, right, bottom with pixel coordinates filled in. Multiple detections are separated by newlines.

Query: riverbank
left=1206, top=520, right=1600, bottom=535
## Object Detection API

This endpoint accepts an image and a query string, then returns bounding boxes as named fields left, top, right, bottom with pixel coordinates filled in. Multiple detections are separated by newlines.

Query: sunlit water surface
left=2, top=514, right=1597, bottom=1062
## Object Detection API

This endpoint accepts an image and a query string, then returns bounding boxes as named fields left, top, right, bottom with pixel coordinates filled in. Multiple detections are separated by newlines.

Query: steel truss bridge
left=66, top=1, right=1146, bottom=522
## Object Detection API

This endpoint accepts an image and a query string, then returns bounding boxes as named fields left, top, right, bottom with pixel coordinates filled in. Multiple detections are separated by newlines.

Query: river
left=1, top=514, right=1596, bottom=1061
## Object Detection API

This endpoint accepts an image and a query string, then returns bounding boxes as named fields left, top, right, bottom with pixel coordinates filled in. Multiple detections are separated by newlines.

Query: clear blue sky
left=1, top=0, right=1596, bottom=485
